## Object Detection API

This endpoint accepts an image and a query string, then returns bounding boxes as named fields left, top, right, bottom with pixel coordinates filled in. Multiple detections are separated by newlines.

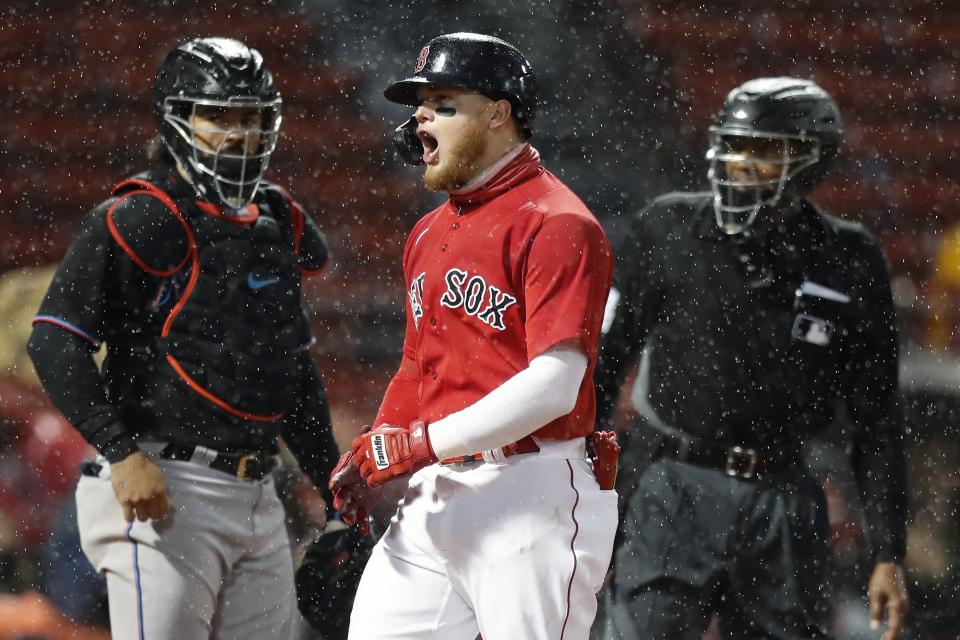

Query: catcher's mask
left=161, top=96, right=281, bottom=209
left=154, top=37, right=282, bottom=208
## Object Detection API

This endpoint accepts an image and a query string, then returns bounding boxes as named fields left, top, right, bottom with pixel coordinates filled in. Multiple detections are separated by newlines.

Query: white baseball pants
left=348, top=437, right=618, bottom=640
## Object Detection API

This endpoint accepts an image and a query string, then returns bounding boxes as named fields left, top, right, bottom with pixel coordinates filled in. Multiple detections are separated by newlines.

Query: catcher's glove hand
left=296, top=521, right=375, bottom=639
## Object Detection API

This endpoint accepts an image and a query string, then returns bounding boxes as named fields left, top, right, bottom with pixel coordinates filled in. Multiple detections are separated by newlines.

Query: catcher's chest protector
left=108, top=176, right=310, bottom=422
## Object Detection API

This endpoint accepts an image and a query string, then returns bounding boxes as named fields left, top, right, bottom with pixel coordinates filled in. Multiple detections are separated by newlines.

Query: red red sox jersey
left=375, top=145, right=613, bottom=442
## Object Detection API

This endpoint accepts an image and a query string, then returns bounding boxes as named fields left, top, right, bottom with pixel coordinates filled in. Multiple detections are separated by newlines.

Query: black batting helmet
left=706, top=77, right=843, bottom=235
left=154, top=37, right=282, bottom=208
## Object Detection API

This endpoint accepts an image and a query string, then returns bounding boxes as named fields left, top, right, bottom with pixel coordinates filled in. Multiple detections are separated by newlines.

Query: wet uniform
left=594, top=192, right=908, bottom=640
left=348, top=145, right=619, bottom=640
left=28, top=168, right=338, bottom=640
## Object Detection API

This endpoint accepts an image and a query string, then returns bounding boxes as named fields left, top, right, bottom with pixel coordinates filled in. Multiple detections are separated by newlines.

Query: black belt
left=655, top=433, right=798, bottom=480
left=79, top=445, right=276, bottom=481
left=159, top=443, right=276, bottom=480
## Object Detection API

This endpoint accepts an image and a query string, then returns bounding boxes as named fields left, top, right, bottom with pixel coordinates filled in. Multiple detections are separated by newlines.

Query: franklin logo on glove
left=372, top=435, right=390, bottom=470
left=352, top=420, right=437, bottom=488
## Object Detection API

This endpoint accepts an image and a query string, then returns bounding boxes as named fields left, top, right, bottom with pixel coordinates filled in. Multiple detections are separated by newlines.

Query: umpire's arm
left=844, top=235, right=909, bottom=640
left=595, top=206, right=662, bottom=429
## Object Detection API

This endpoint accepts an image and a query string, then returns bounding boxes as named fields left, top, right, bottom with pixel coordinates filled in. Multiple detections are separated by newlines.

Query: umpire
left=594, top=78, right=909, bottom=640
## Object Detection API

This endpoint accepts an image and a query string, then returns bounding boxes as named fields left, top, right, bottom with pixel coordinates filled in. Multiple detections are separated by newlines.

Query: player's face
left=190, top=105, right=263, bottom=155
left=414, top=86, right=495, bottom=191
left=722, top=136, right=787, bottom=186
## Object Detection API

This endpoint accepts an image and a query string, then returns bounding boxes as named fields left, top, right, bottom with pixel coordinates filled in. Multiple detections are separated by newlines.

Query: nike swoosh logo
left=247, top=273, right=281, bottom=290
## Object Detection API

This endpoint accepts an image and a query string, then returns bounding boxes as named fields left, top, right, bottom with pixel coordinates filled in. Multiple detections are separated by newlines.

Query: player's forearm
left=595, top=346, right=631, bottom=429
left=27, top=322, right=138, bottom=461
left=863, top=456, right=908, bottom=561
left=280, top=353, right=339, bottom=500
left=595, top=285, right=646, bottom=428
left=850, top=400, right=908, bottom=562
left=373, top=356, right=421, bottom=427
left=848, top=299, right=907, bottom=559
left=427, top=345, right=588, bottom=460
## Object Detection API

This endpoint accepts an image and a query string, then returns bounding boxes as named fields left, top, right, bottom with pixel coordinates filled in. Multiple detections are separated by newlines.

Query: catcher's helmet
left=706, top=77, right=843, bottom=236
left=385, top=32, right=538, bottom=164
left=154, top=37, right=281, bottom=208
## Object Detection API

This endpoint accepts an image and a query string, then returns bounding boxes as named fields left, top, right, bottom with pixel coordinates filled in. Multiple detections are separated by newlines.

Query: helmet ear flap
left=393, top=117, right=425, bottom=166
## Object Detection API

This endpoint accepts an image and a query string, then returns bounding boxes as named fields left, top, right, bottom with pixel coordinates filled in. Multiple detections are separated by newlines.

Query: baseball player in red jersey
left=329, top=32, right=618, bottom=639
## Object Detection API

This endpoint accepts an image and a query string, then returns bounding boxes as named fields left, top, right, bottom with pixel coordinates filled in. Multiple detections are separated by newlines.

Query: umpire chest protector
left=106, top=172, right=319, bottom=423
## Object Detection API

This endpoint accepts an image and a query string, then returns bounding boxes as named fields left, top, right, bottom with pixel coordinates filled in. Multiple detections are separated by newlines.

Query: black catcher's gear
left=706, top=77, right=843, bottom=236
left=105, top=172, right=314, bottom=426
left=154, top=37, right=282, bottom=208
left=385, top=32, right=538, bottom=164
left=296, top=523, right=375, bottom=639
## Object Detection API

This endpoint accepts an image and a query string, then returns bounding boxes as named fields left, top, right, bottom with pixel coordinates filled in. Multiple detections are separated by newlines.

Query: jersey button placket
left=440, top=209, right=459, bottom=252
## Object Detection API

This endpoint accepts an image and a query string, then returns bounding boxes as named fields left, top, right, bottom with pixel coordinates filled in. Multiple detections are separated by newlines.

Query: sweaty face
left=414, top=87, right=494, bottom=192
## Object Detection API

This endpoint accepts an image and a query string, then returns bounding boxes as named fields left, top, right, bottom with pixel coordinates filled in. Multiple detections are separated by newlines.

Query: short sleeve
left=524, top=213, right=613, bottom=362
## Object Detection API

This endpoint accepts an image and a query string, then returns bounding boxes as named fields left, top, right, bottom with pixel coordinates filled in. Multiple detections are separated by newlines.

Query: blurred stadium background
left=1, top=0, right=958, bottom=638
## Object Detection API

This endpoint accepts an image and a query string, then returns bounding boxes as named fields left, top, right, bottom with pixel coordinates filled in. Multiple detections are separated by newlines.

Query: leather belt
left=440, top=435, right=540, bottom=465
left=656, top=433, right=798, bottom=480
left=159, top=443, right=276, bottom=481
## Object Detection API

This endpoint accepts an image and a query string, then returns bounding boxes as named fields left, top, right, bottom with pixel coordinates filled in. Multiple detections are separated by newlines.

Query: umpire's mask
left=706, top=131, right=820, bottom=236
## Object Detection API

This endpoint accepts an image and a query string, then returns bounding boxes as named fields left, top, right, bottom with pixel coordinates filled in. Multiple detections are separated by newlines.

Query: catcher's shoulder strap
left=106, top=175, right=194, bottom=276
left=261, top=182, right=330, bottom=276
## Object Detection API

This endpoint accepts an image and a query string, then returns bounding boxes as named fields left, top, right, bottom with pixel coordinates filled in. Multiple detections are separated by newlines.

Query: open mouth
left=419, top=130, right=439, bottom=165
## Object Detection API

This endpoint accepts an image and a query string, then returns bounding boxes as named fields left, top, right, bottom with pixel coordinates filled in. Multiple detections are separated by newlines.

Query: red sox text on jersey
left=410, top=269, right=518, bottom=331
